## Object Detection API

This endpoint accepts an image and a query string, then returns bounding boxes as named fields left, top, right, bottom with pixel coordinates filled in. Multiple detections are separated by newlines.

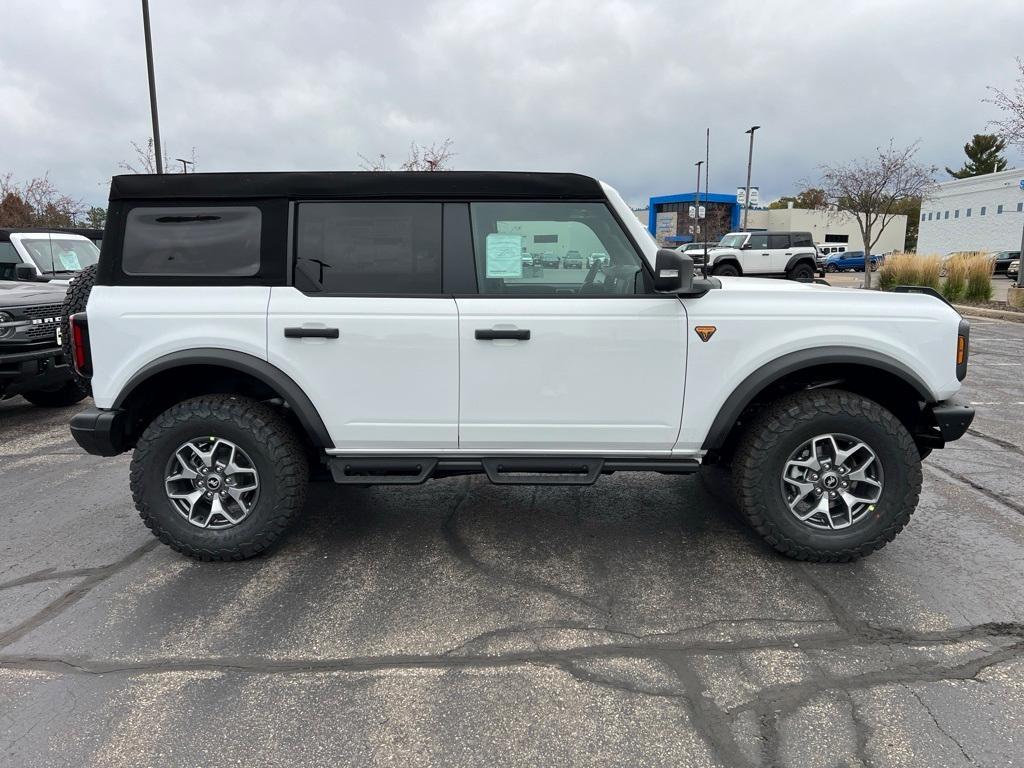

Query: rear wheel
left=22, top=379, right=89, bottom=408
left=712, top=263, right=739, bottom=277
left=825, top=264, right=838, bottom=273
left=733, top=389, right=921, bottom=562
left=787, top=262, right=815, bottom=281
left=130, top=395, right=309, bottom=560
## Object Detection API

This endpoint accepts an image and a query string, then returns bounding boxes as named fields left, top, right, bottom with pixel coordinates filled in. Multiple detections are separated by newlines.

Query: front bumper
left=916, top=399, right=975, bottom=449
left=70, top=407, right=131, bottom=457
left=0, top=346, right=72, bottom=397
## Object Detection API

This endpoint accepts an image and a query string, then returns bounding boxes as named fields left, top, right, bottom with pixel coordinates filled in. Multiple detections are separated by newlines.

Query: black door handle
left=284, top=327, right=339, bottom=339
left=475, top=329, right=530, bottom=340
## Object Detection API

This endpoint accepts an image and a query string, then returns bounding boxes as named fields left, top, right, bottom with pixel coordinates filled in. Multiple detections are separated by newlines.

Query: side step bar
left=328, top=456, right=700, bottom=486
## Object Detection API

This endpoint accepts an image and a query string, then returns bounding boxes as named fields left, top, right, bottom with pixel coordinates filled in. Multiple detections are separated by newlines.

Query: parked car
left=815, top=244, right=847, bottom=271
left=1, top=229, right=101, bottom=283
left=674, top=241, right=715, bottom=266
left=540, top=252, right=560, bottom=268
left=706, top=231, right=817, bottom=280
left=1008, top=259, right=1019, bottom=282
left=67, top=170, right=972, bottom=565
left=990, top=250, right=1020, bottom=275
left=563, top=250, right=584, bottom=269
left=587, top=252, right=609, bottom=268
left=0, top=279, right=87, bottom=407
left=824, top=251, right=883, bottom=272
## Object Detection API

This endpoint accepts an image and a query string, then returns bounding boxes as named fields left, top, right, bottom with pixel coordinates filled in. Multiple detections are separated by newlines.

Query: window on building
left=997, top=204, right=1004, bottom=214
left=954, top=210, right=959, bottom=218
left=980, top=206, right=987, bottom=215
left=123, top=206, right=261, bottom=276
left=294, top=202, right=442, bottom=294
left=944, top=211, right=949, bottom=219
left=824, top=234, right=849, bottom=243
left=533, top=234, right=559, bottom=243
left=927, top=212, right=933, bottom=221
left=921, top=213, right=926, bottom=222
left=1018, top=202, right=1023, bottom=212
left=966, top=208, right=972, bottom=217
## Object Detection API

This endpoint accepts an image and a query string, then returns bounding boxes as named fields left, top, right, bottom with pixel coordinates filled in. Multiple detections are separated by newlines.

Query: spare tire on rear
left=61, top=264, right=97, bottom=395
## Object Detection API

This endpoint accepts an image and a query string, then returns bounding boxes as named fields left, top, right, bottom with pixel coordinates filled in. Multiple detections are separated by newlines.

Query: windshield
left=21, top=237, right=100, bottom=274
left=717, top=233, right=747, bottom=248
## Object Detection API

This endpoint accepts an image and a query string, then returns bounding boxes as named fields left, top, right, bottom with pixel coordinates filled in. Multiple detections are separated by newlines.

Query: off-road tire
left=733, top=389, right=922, bottom=562
left=21, top=379, right=89, bottom=407
left=787, top=262, right=815, bottom=281
left=712, top=263, right=739, bottom=277
left=60, top=264, right=97, bottom=394
left=825, top=264, right=838, bottom=273
left=130, top=395, right=309, bottom=561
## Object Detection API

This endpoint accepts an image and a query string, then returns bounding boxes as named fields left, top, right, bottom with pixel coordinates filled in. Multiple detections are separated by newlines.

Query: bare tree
left=986, top=57, right=1024, bottom=151
left=0, top=173, right=83, bottom=227
left=808, top=141, right=936, bottom=288
left=359, top=139, right=456, bottom=172
left=120, top=139, right=198, bottom=174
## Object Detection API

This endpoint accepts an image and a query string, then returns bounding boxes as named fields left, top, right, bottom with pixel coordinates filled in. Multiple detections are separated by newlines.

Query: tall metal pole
left=142, top=0, right=163, bottom=174
left=743, top=125, right=760, bottom=230
left=694, top=160, right=703, bottom=243
left=704, top=128, right=710, bottom=237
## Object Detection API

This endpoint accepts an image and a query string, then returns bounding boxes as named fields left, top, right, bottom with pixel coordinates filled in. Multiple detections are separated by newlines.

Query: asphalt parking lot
left=1, top=318, right=1022, bottom=767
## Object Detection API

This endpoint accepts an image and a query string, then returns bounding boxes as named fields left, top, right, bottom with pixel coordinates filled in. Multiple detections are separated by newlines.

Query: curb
left=953, top=304, right=1024, bottom=323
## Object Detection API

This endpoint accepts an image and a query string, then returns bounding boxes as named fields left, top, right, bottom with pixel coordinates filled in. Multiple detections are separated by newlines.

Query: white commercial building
left=744, top=207, right=907, bottom=255
left=916, top=168, right=1024, bottom=255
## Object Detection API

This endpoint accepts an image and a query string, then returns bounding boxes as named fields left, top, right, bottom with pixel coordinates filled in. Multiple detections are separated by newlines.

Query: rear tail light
left=69, top=313, right=92, bottom=378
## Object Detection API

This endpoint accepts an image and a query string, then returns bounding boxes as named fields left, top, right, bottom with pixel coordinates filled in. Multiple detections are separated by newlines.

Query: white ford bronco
left=707, top=230, right=818, bottom=280
left=66, top=172, right=973, bottom=563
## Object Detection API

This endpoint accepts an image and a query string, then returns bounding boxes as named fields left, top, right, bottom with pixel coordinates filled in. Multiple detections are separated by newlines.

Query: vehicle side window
left=294, top=202, right=442, bottom=294
left=469, top=202, right=646, bottom=296
left=791, top=233, right=813, bottom=247
left=123, top=206, right=261, bottom=276
left=747, top=234, right=769, bottom=249
left=768, top=234, right=790, bottom=249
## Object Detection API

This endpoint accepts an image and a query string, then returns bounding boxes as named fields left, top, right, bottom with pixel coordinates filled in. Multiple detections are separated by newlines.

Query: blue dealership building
left=647, top=192, right=741, bottom=245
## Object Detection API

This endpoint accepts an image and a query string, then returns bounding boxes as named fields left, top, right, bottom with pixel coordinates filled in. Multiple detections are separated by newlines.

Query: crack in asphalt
left=905, top=685, right=974, bottom=765
left=927, top=465, right=1024, bottom=517
left=965, top=427, right=1024, bottom=460
left=0, top=540, right=158, bottom=650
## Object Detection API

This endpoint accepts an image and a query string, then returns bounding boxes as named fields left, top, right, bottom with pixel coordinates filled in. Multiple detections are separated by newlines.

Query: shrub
left=941, top=254, right=969, bottom=302
left=963, top=252, right=994, bottom=302
left=879, top=252, right=941, bottom=291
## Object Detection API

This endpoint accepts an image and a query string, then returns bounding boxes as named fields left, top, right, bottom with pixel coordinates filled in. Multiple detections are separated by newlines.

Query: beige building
left=744, top=206, right=907, bottom=254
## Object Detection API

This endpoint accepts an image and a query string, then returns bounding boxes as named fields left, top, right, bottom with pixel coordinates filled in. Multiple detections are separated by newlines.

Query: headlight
left=0, top=311, right=15, bottom=340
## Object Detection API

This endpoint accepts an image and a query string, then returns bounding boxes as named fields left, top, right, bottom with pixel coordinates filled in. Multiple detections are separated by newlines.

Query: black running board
left=327, top=456, right=700, bottom=486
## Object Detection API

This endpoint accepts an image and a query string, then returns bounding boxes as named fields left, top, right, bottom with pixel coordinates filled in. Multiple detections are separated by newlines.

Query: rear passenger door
left=267, top=202, right=460, bottom=451
left=741, top=233, right=771, bottom=273
left=768, top=233, right=792, bottom=272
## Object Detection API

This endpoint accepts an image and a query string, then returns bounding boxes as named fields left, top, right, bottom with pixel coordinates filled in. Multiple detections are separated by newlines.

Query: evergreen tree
left=945, top=134, right=1008, bottom=178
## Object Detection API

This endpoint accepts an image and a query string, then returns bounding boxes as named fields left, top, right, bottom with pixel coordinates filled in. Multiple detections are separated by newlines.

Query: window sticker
left=59, top=250, right=82, bottom=271
left=485, top=233, right=523, bottom=278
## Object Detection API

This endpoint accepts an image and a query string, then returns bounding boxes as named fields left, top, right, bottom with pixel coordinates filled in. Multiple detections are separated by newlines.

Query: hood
left=0, top=279, right=69, bottom=307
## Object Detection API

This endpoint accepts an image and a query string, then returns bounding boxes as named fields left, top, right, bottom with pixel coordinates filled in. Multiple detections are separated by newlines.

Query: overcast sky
left=2, top=0, right=1022, bottom=209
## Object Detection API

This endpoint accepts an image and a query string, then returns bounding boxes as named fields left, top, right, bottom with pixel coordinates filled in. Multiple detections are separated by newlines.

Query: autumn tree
left=809, top=141, right=936, bottom=289
left=359, top=139, right=455, bottom=171
left=945, top=134, right=1008, bottom=178
left=987, top=57, right=1024, bottom=150
left=768, top=188, right=828, bottom=210
left=0, top=173, right=83, bottom=228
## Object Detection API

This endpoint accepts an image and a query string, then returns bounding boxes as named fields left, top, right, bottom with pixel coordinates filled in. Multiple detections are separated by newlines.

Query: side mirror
left=741, top=242, right=752, bottom=250
left=654, top=248, right=694, bottom=293
left=14, top=264, right=38, bottom=281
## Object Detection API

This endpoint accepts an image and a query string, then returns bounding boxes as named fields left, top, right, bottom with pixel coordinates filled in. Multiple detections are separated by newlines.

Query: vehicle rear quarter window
left=294, top=202, right=442, bottom=294
left=122, top=206, right=261, bottom=276
left=791, top=233, right=813, bottom=247
left=768, top=234, right=790, bottom=249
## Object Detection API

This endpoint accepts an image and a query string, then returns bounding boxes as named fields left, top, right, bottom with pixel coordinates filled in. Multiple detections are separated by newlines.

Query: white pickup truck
left=65, top=171, right=973, bottom=564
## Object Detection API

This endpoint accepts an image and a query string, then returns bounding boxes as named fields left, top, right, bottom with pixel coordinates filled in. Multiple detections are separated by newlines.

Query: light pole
left=743, top=125, right=760, bottom=230
left=694, top=160, right=704, bottom=243
left=142, top=0, right=163, bottom=174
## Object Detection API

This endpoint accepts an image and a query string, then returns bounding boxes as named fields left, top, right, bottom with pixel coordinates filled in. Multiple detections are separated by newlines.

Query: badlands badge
left=695, top=325, right=717, bottom=342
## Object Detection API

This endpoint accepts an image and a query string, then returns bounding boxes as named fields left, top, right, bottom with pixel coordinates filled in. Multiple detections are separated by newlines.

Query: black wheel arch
left=785, top=254, right=817, bottom=273
left=711, top=255, right=742, bottom=274
left=112, top=349, right=332, bottom=450
left=701, top=347, right=937, bottom=458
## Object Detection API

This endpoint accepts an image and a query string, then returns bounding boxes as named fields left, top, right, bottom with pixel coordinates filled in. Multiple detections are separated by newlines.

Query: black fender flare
left=711, top=255, right=742, bottom=273
left=784, top=253, right=817, bottom=273
left=700, top=346, right=936, bottom=451
left=113, top=348, right=332, bottom=448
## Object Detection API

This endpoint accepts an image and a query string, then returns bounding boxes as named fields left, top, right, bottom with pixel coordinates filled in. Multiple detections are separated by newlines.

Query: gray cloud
left=1, top=0, right=1021, bottom=209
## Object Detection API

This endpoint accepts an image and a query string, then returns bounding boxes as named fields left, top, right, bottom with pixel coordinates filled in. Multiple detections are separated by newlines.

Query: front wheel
left=825, top=264, right=838, bottom=273
left=130, top=395, right=309, bottom=560
left=712, top=263, right=739, bottom=277
left=732, top=389, right=921, bottom=562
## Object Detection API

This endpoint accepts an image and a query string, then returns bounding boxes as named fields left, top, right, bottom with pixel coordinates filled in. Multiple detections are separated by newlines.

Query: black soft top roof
left=108, top=171, right=606, bottom=202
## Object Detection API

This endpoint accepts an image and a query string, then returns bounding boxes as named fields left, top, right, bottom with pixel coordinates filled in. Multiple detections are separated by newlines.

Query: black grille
left=19, top=303, right=62, bottom=341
